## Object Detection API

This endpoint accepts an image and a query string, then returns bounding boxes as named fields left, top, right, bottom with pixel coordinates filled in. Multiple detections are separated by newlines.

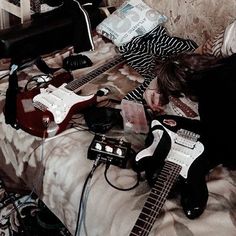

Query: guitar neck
left=169, top=96, right=198, bottom=118
left=65, top=55, right=124, bottom=92
left=130, top=161, right=181, bottom=236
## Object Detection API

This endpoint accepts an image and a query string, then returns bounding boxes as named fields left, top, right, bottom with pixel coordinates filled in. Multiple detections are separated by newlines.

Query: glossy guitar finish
left=16, top=55, right=124, bottom=138
left=16, top=72, right=92, bottom=138
left=130, top=115, right=205, bottom=236
left=136, top=119, right=204, bottom=179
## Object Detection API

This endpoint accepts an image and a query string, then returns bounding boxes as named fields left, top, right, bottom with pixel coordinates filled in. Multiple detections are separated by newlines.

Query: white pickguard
left=135, top=129, right=164, bottom=161
left=33, top=83, right=94, bottom=124
left=136, top=119, right=204, bottom=179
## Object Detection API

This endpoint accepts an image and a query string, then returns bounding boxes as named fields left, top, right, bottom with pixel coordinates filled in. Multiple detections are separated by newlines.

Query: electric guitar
left=16, top=55, right=124, bottom=138
left=130, top=115, right=205, bottom=236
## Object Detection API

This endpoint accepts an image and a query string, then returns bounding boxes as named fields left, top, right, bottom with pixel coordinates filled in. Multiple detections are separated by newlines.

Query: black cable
left=0, top=72, right=9, bottom=81
left=74, top=157, right=101, bottom=236
left=34, top=57, right=60, bottom=75
left=0, top=56, right=58, bottom=82
left=0, top=57, right=38, bottom=81
left=7, top=193, right=31, bottom=236
left=24, top=74, right=53, bottom=91
left=4, top=64, right=19, bottom=129
left=104, top=162, right=140, bottom=191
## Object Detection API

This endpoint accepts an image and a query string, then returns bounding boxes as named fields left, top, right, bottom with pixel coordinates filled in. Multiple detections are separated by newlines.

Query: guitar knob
left=42, top=115, right=50, bottom=128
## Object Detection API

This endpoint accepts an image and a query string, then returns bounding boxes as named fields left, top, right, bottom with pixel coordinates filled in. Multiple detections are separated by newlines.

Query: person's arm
left=142, top=77, right=164, bottom=112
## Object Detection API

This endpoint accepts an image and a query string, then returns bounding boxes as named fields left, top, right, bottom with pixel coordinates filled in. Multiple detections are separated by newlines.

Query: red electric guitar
left=130, top=115, right=205, bottom=236
left=16, top=55, right=124, bottom=138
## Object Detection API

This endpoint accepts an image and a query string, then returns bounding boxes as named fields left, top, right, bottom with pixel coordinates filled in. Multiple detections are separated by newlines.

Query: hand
left=143, top=89, right=164, bottom=112
left=143, top=78, right=164, bottom=111
left=96, top=95, right=109, bottom=103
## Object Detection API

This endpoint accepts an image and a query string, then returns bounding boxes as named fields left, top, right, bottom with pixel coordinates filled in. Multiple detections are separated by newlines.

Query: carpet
left=0, top=179, right=72, bottom=236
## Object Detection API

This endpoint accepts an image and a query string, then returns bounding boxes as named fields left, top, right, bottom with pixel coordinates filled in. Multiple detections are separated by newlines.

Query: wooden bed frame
left=0, top=0, right=31, bottom=29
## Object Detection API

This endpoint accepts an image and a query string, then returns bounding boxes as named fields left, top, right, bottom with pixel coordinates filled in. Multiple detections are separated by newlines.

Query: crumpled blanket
left=0, top=33, right=236, bottom=236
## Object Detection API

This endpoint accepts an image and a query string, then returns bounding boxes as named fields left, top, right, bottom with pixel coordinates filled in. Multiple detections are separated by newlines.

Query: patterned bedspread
left=0, top=35, right=236, bottom=236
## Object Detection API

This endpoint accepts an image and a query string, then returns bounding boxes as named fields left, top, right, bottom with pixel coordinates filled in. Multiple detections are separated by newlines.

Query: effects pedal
left=87, top=134, right=131, bottom=168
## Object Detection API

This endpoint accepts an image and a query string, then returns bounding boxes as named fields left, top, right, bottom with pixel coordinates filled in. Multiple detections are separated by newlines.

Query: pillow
left=96, top=0, right=167, bottom=46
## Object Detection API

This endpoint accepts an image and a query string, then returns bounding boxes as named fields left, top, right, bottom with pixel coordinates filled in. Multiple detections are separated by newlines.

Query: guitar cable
left=24, top=74, right=53, bottom=91
left=0, top=72, right=9, bottom=81
left=74, top=155, right=101, bottom=236
left=104, top=161, right=141, bottom=191
left=0, top=55, right=61, bottom=83
left=74, top=154, right=141, bottom=236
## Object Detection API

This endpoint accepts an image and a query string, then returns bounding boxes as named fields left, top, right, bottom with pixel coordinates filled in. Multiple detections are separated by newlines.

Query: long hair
left=155, top=53, right=220, bottom=103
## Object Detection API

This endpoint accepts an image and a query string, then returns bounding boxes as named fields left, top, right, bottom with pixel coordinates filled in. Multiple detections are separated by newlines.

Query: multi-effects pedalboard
left=87, top=134, right=131, bottom=168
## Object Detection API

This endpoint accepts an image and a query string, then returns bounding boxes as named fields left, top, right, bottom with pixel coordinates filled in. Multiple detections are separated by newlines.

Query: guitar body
left=14, top=55, right=125, bottom=138
left=136, top=115, right=204, bottom=185
left=16, top=72, right=96, bottom=137
left=130, top=115, right=209, bottom=235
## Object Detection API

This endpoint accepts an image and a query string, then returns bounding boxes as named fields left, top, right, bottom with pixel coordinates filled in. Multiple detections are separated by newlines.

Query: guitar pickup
left=46, top=84, right=57, bottom=92
left=175, top=129, right=200, bottom=149
left=174, top=137, right=196, bottom=149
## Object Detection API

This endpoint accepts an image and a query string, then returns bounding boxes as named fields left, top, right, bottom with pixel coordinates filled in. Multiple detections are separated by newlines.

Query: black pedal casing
left=88, top=135, right=131, bottom=168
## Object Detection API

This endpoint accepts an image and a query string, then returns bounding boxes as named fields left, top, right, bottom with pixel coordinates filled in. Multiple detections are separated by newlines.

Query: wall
left=104, top=0, right=236, bottom=45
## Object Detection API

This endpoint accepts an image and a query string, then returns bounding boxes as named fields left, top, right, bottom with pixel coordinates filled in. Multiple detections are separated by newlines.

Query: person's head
left=155, top=53, right=219, bottom=103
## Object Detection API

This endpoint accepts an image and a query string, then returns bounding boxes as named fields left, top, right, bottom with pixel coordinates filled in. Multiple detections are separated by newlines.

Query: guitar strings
left=132, top=162, right=181, bottom=236
left=144, top=166, right=180, bottom=235
left=144, top=174, right=179, bottom=235
left=141, top=164, right=180, bottom=235
left=66, top=55, right=124, bottom=92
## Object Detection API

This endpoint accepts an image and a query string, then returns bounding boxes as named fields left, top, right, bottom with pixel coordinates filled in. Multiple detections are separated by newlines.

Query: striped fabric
left=118, top=25, right=198, bottom=101
left=201, top=30, right=225, bottom=57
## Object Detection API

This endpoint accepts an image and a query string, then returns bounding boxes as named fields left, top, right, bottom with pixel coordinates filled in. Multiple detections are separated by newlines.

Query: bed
left=1, top=0, right=236, bottom=236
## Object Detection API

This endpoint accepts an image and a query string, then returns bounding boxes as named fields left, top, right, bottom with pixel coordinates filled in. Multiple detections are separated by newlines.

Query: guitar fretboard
left=65, top=55, right=124, bottom=92
left=169, top=96, right=198, bottom=118
left=130, top=161, right=181, bottom=236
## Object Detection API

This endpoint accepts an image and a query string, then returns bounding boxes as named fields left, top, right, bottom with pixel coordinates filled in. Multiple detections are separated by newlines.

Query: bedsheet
left=0, top=35, right=236, bottom=236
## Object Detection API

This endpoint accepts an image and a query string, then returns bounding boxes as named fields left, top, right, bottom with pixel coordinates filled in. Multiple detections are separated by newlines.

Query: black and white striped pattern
left=202, top=30, right=224, bottom=58
left=118, top=25, right=198, bottom=101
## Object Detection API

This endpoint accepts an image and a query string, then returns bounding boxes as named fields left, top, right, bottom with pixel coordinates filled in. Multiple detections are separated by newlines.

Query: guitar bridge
left=175, top=129, right=200, bottom=149
left=33, top=101, right=47, bottom=112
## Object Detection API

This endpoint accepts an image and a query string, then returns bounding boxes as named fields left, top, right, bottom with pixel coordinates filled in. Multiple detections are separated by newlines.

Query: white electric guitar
left=130, top=116, right=204, bottom=236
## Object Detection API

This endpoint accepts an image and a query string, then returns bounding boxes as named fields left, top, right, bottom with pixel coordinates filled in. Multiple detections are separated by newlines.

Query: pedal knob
left=95, top=142, right=102, bottom=151
left=116, top=148, right=123, bottom=156
left=105, top=145, right=113, bottom=153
